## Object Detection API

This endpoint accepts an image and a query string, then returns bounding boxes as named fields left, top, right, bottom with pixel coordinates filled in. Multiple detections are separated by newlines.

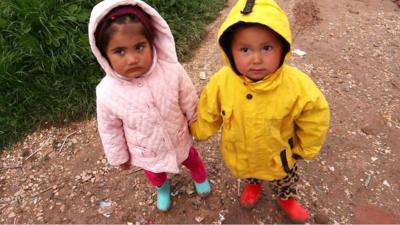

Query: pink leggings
left=143, top=146, right=208, bottom=187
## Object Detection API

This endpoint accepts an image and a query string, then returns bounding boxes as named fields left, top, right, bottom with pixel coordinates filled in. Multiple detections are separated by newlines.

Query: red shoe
left=240, top=183, right=262, bottom=208
left=277, top=197, right=309, bottom=223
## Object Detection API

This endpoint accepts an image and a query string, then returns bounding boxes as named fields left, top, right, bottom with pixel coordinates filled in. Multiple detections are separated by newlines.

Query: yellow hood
left=190, top=0, right=330, bottom=181
left=218, top=0, right=292, bottom=70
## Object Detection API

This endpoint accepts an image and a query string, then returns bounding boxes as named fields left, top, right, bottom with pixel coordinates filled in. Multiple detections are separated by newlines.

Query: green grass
left=0, top=0, right=226, bottom=151
left=147, top=0, right=226, bottom=60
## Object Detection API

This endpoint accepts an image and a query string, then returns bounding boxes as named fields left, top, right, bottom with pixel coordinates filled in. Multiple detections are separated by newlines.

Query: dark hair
left=95, top=5, right=154, bottom=59
left=219, top=22, right=290, bottom=75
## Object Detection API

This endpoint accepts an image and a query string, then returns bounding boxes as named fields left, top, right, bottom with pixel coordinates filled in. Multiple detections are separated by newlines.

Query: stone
left=314, top=213, right=330, bottom=224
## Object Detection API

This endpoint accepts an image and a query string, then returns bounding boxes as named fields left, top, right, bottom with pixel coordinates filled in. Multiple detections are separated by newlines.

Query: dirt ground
left=1, top=0, right=400, bottom=224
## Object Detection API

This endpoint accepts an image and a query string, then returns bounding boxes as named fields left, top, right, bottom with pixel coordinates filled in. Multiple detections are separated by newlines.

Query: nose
left=126, top=52, right=138, bottom=65
left=253, top=51, right=262, bottom=64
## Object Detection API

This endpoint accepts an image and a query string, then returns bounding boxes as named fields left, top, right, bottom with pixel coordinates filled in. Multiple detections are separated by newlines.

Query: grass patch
left=147, top=0, right=226, bottom=60
left=0, top=0, right=226, bottom=151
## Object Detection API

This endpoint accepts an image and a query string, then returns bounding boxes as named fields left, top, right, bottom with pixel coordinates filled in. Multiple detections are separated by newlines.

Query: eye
left=262, top=45, right=273, bottom=52
left=135, top=44, right=145, bottom=52
left=239, top=47, right=250, bottom=53
left=113, top=48, right=125, bottom=56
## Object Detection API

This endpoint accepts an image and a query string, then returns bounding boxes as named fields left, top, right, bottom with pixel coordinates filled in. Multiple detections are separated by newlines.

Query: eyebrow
left=110, top=46, right=126, bottom=52
left=134, top=41, right=148, bottom=46
left=109, top=41, right=148, bottom=52
left=235, top=41, right=275, bottom=47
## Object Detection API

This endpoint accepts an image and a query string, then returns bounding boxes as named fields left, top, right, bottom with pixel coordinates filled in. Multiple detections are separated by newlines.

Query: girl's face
left=231, top=25, right=283, bottom=82
left=105, top=22, right=153, bottom=79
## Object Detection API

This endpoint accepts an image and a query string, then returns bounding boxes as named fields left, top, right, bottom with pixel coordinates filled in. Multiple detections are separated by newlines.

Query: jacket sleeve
left=292, top=90, right=330, bottom=160
left=190, top=75, right=223, bottom=140
left=178, top=65, right=198, bottom=123
left=96, top=98, right=130, bottom=166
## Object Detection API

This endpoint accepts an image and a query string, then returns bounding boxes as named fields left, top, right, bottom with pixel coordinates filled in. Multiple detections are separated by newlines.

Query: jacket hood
left=88, top=0, right=178, bottom=80
left=218, top=0, right=292, bottom=72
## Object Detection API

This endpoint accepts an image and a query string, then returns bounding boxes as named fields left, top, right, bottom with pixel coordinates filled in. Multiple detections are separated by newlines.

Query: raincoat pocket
left=221, top=107, right=237, bottom=142
left=221, top=107, right=233, bottom=129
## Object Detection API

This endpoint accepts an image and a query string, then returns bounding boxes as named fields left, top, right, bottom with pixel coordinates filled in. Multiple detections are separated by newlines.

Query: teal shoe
left=156, top=181, right=171, bottom=211
left=194, top=179, right=211, bottom=197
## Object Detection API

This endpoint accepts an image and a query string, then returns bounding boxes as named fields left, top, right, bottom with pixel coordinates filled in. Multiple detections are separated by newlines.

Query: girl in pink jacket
left=88, top=0, right=211, bottom=212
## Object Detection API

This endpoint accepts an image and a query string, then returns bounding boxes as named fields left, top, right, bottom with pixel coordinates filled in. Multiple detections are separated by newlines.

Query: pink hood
left=88, top=0, right=178, bottom=80
left=88, top=0, right=199, bottom=173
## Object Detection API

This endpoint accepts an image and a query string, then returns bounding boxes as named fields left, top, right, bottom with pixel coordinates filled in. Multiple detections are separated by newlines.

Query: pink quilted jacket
left=88, top=0, right=198, bottom=173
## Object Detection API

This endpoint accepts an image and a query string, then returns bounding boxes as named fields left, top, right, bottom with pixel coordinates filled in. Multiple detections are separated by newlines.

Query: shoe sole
left=240, top=194, right=260, bottom=209
left=276, top=201, right=309, bottom=223
left=157, top=201, right=172, bottom=212
left=193, top=183, right=211, bottom=198
left=198, top=191, right=211, bottom=198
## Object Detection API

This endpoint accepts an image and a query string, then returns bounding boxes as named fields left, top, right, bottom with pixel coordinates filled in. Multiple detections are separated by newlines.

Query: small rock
left=195, top=216, right=205, bottom=223
left=171, top=190, right=180, bottom=197
left=90, top=195, right=97, bottom=203
left=383, top=180, right=390, bottom=187
left=8, top=212, right=16, bottom=218
left=82, top=174, right=93, bottom=182
left=186, top=188, right=195, bottom=195
left=146, top=198, right=154, bottom=205
left=360, top=113, right=385, bottom=135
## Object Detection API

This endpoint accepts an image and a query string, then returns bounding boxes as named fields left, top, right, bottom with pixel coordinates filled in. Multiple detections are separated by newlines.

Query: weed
left=0, top=0, right=226, bottom=151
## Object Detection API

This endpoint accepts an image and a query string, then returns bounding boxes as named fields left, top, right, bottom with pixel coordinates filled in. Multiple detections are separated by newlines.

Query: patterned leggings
left=247, top=164, right=299, bottom=200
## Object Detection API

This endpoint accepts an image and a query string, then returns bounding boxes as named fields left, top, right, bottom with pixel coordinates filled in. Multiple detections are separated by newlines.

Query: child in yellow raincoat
left=190, top=0, right=330, bottom=222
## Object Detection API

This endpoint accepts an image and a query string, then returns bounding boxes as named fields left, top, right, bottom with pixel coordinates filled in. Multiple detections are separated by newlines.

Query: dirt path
left=1, top=0, right=400, bottom=224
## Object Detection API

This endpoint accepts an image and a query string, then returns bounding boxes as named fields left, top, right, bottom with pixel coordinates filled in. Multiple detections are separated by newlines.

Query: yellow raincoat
left=191, top=0, right=330, bottom=180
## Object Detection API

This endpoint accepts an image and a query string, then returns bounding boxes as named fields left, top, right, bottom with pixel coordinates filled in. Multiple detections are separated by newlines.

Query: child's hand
left=119, top=161, right=132, bottom=170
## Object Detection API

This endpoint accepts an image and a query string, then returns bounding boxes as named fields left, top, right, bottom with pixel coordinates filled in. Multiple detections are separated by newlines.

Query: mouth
left=126, top=67, right=140, bottom=73
left=249, top=69, right=267, bottom=73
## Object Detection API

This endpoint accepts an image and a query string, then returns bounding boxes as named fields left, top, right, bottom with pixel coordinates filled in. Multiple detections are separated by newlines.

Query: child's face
left=231, top=25, right=283, bottom=81
left=105, top=23, right=153, bottom=79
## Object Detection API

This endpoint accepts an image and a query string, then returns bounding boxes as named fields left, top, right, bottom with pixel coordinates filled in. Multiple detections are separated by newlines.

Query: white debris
left=98, top=199, right=114, bottom=217
left=198, top=71, right=207, bottom=80
left=364, top=174, right=372, bottom=188
left=383, top=180, right=390, bottom=187
left=293, top=48, right=306, bottom=57
left=195, top=216, right=205, bottom=223
left=99, top=199, right=112, bottom=208
left=171, top=190, right=179, bottom=196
